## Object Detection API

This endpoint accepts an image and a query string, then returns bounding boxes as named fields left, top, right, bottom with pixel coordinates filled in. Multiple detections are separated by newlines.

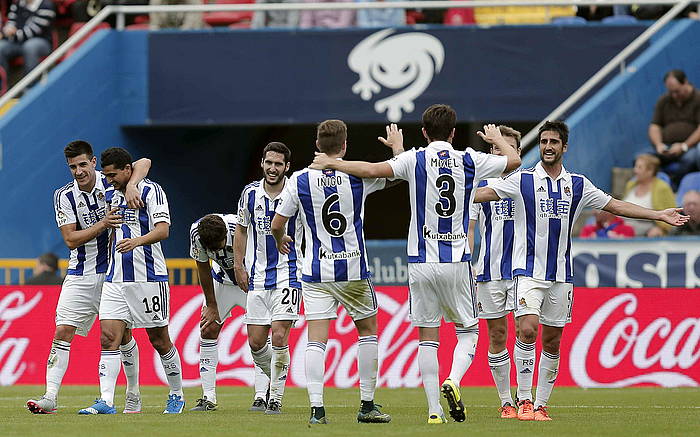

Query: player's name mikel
left=319, top=248, right=362, bottom=260
left=422, top=226, right=467, bottom=241
left=430, top=157, right=460, bottom=168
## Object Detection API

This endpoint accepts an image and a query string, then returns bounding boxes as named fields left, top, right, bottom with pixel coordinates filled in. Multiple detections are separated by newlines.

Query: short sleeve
left=581, top=176, right=612, bottom=210
left=385, top=149, right=414, bottom=181
left=54, top=190, right=76, bottom=228
left=651, top=97, right=664, bottom=126
left=363, top=178, right=387, bottom=195
left=470, top=181, right=485, bottom=219
left=189, top=224, right=209, bottom=262
left=237, top=187, right=252, bottom=227
left=147, top=184, right=171, bottom=225
left=488, top=172, right=522, bottom=201
left=470, top=149, right=508, bottom=181
left=276, top=175, right=300, bottom=218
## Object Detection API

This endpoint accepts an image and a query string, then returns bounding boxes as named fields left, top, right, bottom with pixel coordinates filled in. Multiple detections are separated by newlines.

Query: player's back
left=278, top=168, right=385, bottom=283
left=472, top=178, right=515, bottom=282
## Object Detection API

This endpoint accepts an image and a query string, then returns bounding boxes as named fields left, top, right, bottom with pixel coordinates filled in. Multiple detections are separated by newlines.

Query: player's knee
left=100, top=330, right=120, bottom=350
left=54, top=325, right=76, bottom=342
left=148, top=336, right=172, bottom=355
left=488, top=325, right=507, bottom=348
left=248, top=337, right=267, bottom=351
left=542, top=336, right=561, bottom=354
left=519, top=325, right=538, bottom=343
left=270, top=330, right=288, bottom=347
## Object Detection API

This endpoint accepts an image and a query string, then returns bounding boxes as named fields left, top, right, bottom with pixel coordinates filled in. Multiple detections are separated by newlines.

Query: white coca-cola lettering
left=0, top=290, right=42, bottom=385
left=570, top=293, right=699, bottom=387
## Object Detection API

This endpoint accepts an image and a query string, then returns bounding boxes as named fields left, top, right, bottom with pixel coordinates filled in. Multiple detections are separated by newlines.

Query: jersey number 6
left=321, top=193, right=347, bottom=237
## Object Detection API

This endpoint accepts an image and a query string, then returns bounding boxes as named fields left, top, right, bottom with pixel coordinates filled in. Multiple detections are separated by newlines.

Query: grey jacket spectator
left=252, top=0, right=300, bottom=28
left=150, top=0, right=205, bottom=30
left=25, top=253, right=64, bottom=285
left=299, top=0, right=355, bottom=28
left=356, top=0, right=406, bottom=27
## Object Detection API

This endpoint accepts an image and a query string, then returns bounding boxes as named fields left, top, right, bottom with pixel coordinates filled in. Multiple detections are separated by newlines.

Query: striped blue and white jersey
left=105, top=179, right=170, bottom=283
left=276, top=168, right=386, bottom=283
left=53, top=171, right=111, bottom=276
left=489, top=162, right=611, bottom=283
left=386, top=141, right=507, bottom=263
left=470, top=178, right=516, bottom=282
left=237, top=179, right=303, bottom=290
left=189, top=214, right=238, bottom=286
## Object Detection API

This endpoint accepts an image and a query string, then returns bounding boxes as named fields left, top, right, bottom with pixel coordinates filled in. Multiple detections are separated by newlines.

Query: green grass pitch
left=1, top=386, right=699, bottom=437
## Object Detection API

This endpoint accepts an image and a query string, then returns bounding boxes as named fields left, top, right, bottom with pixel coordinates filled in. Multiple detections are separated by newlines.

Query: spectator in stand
left=580, top=210, right=635, bottom=239
left=622, top=154, right=677, bottom=237
left=299, top=0, right=355, bottom=28
left=576, top=5, right=613, bottom=21
left=0, top=0, right=55, bottom=88
left=671, top=190, right=700, bottom=235
left=252, top=0, right=300, bottom=28
left=356, top=0, right=406, bottom=27
left=150, top=0, right=205, bottom=30
left=649, top=70, right=700, bottom=187
left=25, top=252, right=64, bottom=285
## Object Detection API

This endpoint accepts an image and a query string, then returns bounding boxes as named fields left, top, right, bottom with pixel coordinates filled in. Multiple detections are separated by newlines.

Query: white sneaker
left=123, top=392, right=142, bottom=414
left=27, top=396, right=57, bottom=414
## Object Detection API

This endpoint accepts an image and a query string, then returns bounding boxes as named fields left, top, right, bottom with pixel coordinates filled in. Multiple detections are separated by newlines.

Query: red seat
left=126, top=23, right=151, bottom=30
left=204, top=0, right=254, bottom=27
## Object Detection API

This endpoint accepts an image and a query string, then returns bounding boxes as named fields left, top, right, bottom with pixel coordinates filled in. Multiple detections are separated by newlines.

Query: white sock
left=535, top=351, right=560, bottom=409
left=250, top=342, right=272, bottom=379
left=514, top=339, right=536, bottom=402
left=254, top=365, right=270, bottom=400
left=159, top=347, right=183, bottom=397
left=45, top=340, right=70, bottom=400
left=199, top=338, right=218, bottom=403
left=448, top=326, right=478, bottom=383
left=358, top=335, right=378, bottom=402
left=418, top=341, right=443, bottom=415
left=305, top=341, right=326, bottom=407
left=488, top=349, right=514, bottom=406
left=119, top=338, right=140, bottom=396
left=270, top=345, right=290, bottom=403
left=98, top=350, right=121, bottom=407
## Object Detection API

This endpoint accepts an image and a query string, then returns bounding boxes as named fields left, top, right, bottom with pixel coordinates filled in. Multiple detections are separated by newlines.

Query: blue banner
left=148, top=25, right=646, bottom=125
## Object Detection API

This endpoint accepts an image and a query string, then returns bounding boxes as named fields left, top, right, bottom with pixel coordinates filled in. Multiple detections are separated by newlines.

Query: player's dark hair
left=664, top=69, right=687, bottom=84
left=100, top=147, right=133, bottom=170
left=64, top=140, right=94, bottom=160
left=317, top=120, right=347, bottom=155
left=197, top=215, right=227, bottom=251
left=422, top=104, right=456, bottom=142
left=263, top=142, right=291, bottom=164
left=498, top=125, right=522, bottom=149
left=538, top=120, right=569, bottom=145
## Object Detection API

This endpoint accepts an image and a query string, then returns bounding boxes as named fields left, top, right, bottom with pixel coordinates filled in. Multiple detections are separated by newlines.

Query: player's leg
left=26, top=324, right=76, bottom=414
left=246, top=289, right=273, bottom=380
left=266, top=286, right=300, bottom=414
left=120, top=328, right=141, bottom=413
left=146, top=325, right=185, bottom=413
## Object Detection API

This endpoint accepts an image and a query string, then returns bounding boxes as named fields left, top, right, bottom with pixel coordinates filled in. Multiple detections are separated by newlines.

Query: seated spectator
left=649, top=70, right=700, bottom=187
left=623, top=154, right=677, bottom=237
left=252, top=0, right=300, bottom=28
left=671, top=190, right=700, bottom=235
left=356, top=0, right=406, bottom=28
left=300, top=0, right=355, bottom=29
left=150, top=0, right=205, bottom=30
left=576, top=5, right=613, bottom=21
left=580, top=210, right=635, bottom=239
left=0, top=0, right=55, bottom=89
left=25, top=252, right=64, bottom=285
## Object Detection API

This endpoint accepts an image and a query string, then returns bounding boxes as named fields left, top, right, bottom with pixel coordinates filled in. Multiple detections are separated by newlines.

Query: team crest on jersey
left=438, top=150, right=449, bottom=159
left=564, top=186, right=571, bottom=196
left=323, top=169, right=335, bottom=177
left=97, top=191, right=105, bottom=200
left=519, top=297, right=526, bottom=306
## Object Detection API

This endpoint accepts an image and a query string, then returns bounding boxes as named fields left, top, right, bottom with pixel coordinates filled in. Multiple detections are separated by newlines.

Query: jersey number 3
left=435, top=174, right=456, bottom=217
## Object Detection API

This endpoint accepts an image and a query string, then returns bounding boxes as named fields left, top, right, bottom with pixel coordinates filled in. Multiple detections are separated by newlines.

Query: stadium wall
left=522, top=19, right=700, bottom=192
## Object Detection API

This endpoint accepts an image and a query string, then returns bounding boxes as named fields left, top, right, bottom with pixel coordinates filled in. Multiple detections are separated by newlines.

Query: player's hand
left=234, top=265, right=249, bottom=293
left=658, top=208, right=689, bottom=227
left=200, top=305, right=222, bottom=330
left=124, top=183, right=144, bottom=209
left=277, top=234, right=293, bottom=255
left=378, top=123, right=404, bottom=154
left=3, top=24, right=16, bottom=38
left=477, top=124, right=505, bottom=145
left=309, top=152, right=334, bottom=170
left=102, top=208, right=123, bottom=229
left=116, top=237, right=141, bottom=253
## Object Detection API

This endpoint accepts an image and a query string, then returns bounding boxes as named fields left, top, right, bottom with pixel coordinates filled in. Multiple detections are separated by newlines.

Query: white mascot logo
left=348, top=29, right=445, bottom=122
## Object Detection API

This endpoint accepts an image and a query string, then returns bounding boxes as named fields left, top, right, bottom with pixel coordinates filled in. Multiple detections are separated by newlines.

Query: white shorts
left=477, top=279, right=516, bottom=320
left=514, top=276, right=573, bottom=327
left=408, top=262, right=477, bottom=328
left=302, top=279, right=377, bottom=321
left=209, top=281, right=247, bottom=322
left=245, top=287, right=301, bottom=325
left=99, top=281, right=170, bottom=329
left=55, top=274, right=105, bottom=336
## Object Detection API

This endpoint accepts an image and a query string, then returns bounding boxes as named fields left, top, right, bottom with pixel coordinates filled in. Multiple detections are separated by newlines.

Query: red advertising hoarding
left=0, top=286, right=697, bottom=388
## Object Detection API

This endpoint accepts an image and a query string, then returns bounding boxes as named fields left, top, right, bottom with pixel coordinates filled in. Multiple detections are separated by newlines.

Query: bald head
left=682, top=190, right=700, bottom=222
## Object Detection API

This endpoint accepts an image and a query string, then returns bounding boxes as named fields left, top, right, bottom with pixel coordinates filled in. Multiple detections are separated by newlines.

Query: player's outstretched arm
left=59, top=207, right=122, bottom=250
left=125, top=158, right=152, bottom=209
left=116, top=222, right=169, bottom=253
left=603, top=198, right=689, bottom=227
left=310, top=155, right=394, bottom=179
left=474, top=187, right=501, bottom=203
left=233, top=224, right=250, bottom=293
left=477, top=124, right=521, bottom=172
left=196, top=260, right=221, bottom=329
left=271, top=213, right=293, bottom=255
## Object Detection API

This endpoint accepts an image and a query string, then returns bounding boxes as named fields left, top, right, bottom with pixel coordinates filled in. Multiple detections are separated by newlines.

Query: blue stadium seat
left=676, top=172, right=700, bottom=205
left=552, top=16, right=587, bottom=25
left=656, top=171, right=671, bottom=186
left=602, top=15, right=637, bottom=24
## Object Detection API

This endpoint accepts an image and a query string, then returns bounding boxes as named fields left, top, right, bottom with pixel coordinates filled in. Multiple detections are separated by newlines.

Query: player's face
left=490, top=136, right=521, bottom=156
left=102, top=164, right=132, bottom=192
left=261, top=151, right=289, bottom=186
left=67, top=154, right=97, bottom=190
left=539, top=130, right=566, bottom=165
left=203, top=238, right=226, bottom=252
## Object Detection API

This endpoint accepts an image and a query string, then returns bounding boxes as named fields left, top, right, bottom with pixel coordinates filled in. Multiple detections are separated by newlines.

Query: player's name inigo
left=318, top=248, right=362, bottom=260
left=422, top=226, right=467, bottom=241
left=317, top=175, right=343, bottom=188
left=429, top=157, right=460, bottom=168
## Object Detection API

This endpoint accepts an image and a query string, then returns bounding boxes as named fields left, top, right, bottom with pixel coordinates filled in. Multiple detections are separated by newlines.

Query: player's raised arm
left=474, top=187, right=501, bottom=203
left=603, top=198, right=689, bottom=227
left=477, top=124, right=521, bottom=173
left=125, top=158, right=152, bottom=209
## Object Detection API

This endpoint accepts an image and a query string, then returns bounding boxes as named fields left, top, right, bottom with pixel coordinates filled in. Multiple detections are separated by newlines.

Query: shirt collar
left=256, top=177, right=288, bottom=200
left=73, top=170, right=107, bottom=196
left=427, top=141, right=454, bottom=150
left=534, top=161, right=569, bottom=181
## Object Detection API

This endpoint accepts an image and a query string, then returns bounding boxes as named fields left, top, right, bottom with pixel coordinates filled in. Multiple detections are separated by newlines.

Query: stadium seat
left=204, top=0, right=254, bottom=27
left=126, top=23, right=151, bottom=30
left=656, top=171, right=672, bottom=186
left=444, top=0, right=476, bottom=26
left=601, top=14, right=637, bottom=24
left=551, top=16, right=587, bottom=25
left=676, top=172, right=700, bottom=205
left=475, top=6, right=577, bottom=25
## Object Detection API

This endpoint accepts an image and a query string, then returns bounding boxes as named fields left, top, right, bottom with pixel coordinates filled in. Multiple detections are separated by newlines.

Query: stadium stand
left=676, top=171, right=700, bottom=205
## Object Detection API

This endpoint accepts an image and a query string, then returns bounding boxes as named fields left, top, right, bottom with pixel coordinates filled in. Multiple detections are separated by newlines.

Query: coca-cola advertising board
left=0, top=286, right=697, bottom=387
